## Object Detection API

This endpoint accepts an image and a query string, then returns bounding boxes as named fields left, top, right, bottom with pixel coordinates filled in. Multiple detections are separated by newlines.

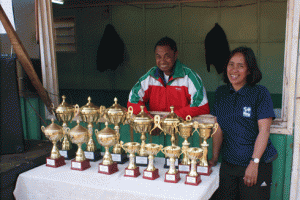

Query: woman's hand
left=208, top=158, right=219, bottom=166
left=243, top=161, right=259, bottom=187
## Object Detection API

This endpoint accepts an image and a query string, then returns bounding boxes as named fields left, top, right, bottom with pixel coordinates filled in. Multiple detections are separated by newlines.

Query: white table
left=14, top=158, right=220, bottom=200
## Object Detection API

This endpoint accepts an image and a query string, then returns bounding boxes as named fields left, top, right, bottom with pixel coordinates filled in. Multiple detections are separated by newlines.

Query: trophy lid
left=162, top=106, right=183, bottom=124
left=43, top=118, right=63, bottom=133
left=178, top=115, right=194, bottom=127
left=106, top=97, right=127, bottom=115
left=80, top=96, right=99, bottom=114
left=54, top=95, right=74, bottom=114
left=97, top=121, right=116, bottom=136
left=133, top=105, right=153, bottom=124
left=69, top=120, right=88, bottom=136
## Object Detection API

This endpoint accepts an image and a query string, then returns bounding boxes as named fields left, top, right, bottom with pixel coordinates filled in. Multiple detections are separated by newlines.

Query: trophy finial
left=140, top=105, right=145, bottom=113
left=51, top=118, right=55, bottom=123
left=170, top=106, right=174, bottom=113
left=114, top=97, right=118, bottom=104
left=105, top=121, right=109, bottom=127
left=76, top=120, right=80, bottom=124
left=62, top=95, right=66, bottom=102
left=88, top=96, right=91, bottom=103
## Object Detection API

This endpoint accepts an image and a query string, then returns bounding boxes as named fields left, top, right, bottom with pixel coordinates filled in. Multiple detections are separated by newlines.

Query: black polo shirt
left=211, top=84, right=277, bottom=166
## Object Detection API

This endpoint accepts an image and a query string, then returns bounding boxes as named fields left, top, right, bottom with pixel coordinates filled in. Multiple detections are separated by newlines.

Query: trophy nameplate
left=98, top=162, right=118, bottom=175
left=197, top=165, right=212, bottom=176
left=59, top=147, right=77, bottom=160
left=84, top=150, right=102, bottom=162
left=111, top=153, right=128, bottom=164
left=143, top=169, right=159, bottom=180
left=185, top=175, right=201, bottom=186
left=135, top=156, right=149, bottom=166
left=46, top=156, right=66, bottom=168
left=124, top=167, right=140, bottom=178
left=164, top=172, right=181, bottom=183
left=71, top=159, right=91, bottom=171
left=164, top=158, right=179, bottom=168
left=178, top=164, right=190, bottom=174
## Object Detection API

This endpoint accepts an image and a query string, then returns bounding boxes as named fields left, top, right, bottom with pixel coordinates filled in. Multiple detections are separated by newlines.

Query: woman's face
left=227, top=52, right=250, bottom=91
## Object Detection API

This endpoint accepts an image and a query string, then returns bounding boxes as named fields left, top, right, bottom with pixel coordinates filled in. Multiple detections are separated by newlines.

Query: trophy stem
left=75, top=143, right=86, bottom=162
left=146, top=154, right=155, bottom=171
left=189, top=159, right=198, bottom=177
left=139, top=132, right=148, bottom=156
left=86, top=123, right=96, bottom=152
left=62, top=123, right=72, bottom=150
left=200, top=143, right=209, bottom=166
left=51, top=141, right=61, bottom=159
left=128, top=153, right=136, bottom=169
left=181, top=142, right=190, bottom=165
left=103, top=146, right=113, bottom=165
left=168, top=157, right=177, bottom=174
left=112, top=125, right=123, bottom=154
left=171, top=133, right=176, bottom=146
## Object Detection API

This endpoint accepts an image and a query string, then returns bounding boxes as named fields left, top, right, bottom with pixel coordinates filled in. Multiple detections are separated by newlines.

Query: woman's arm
left=209, top=119, right=223, bottom=166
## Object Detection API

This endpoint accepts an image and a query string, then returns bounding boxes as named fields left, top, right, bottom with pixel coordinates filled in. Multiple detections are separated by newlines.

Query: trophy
left=143, top=143, right=163, bottom=180
left=51, top=95, right=78, bottom=160
left=152, top=106, right=182, bottom=168
left=95, top=121, right=119, bottom=175
left=161, top=145, right=182, bottom=183
left=79, top=97, right=102, bottom=161
left=69, top=120, right=91, bottom=171
left=194, top=122, right=218, bottom=176
left=177, top=115, right=195, bottom=173
left=41, top=118, right=66, bottom=168
left=100, top=97, right=128, bottom=164
left=127, top=105, right=153, bottom=166
left=120, top=141, right=141, bottom=177
left=185, top=147, right=203, bottom=186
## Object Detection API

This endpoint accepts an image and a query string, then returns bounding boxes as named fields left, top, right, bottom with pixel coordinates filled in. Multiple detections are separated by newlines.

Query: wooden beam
left=0, top=5, right=52, bottom=112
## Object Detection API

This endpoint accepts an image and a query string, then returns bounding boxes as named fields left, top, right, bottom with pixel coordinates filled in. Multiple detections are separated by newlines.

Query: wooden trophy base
left=185, top=174, right=202, bottom=186
left=71, top=159, right=91, bottom=171
left=164, top=172, right=181, bottom=183
left=135, top=156, right=149, bottom=167
left=124, top=167, right=140, bottom=177
left=59, top=147, right=77, bottom=160
left=164, top=157, right=179, bottom=169
left=143, top=169, right=159, bottom=180
left=98, top=162, right=119, bottom=175
left=111, top=153, right=129, bottom=164
left=197, top=165, right=212, bottom=176
left=178, top=164, right=191, bottom=174
left=46, top=156, right=66, bottom=168
left=84, top=149, right=102, bottom=162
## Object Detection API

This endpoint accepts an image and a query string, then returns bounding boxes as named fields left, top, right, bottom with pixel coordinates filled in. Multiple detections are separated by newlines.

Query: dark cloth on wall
left=97, top=24, right=124, bottom=72
left=204, top=23, right=230, bottom=74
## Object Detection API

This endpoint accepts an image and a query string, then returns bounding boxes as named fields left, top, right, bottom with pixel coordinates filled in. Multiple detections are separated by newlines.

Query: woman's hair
left=223, top=47, right=262, bottom=86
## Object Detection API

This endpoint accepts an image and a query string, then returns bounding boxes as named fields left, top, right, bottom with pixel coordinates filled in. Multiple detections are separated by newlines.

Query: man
left=127, top=37, right=210, bottom=119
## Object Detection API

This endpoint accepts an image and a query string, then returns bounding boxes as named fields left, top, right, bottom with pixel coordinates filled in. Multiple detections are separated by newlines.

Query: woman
left=209, top=47, right=278, bottom=200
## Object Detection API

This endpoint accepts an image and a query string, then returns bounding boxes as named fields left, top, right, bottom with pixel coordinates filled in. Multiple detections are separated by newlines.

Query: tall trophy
left=152, top=106, right=182, bottom=168
left=41, top=118, right=66, bottom=168
left=69, top=120, right=91, bottom=171
left=79, top=97, right=102, bottom=161
left=100, top=97, right=128, bottom=164
left=143, top=143, right=163, bottom=180
left=51, top=95, right=78, bottom=160
left=95, top=121, right=119, bottom=175
left=185, top=147, right=203, bottom=186
left=194, top=122, right=218, bottom=176
left=161, top=146, right=182, bottom=183
left=127, top=105, right=153, bottom=166
left=120, top=141, right=141, bottom=177
left=177, top=115, right=195, bottom=173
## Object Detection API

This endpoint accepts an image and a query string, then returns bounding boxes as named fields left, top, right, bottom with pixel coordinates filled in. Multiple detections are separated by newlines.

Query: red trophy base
left=98, top=162, right=119, bottom=175
left=71, top=159, right=91, bottom=171
left=178, top=164, right=191, bottom=174
left=185, top=174, right=202, bottom=186
left=124, top=167, right=140, bottom=177
left=143, top=169, right=159, bottom=180
left=164, top=172, right=181, bottom=183
left=197, top=165, right=212, bottom=176
left=46, top=156, right=66, bottom=168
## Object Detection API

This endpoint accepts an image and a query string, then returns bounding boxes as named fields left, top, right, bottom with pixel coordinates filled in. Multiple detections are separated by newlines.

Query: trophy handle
left=150, top=115, right=163, bottom=135
left=120, top=141, right=128, bottom=153
left=41, top=126, right=45, bottom=133
left=211, top=123, right=219, bottom=137
left=192, top=121, right=199, bottom=135
left=74, top=104, right=80, bottom=117
left=161, top=147, right=166, bottom=155
left=186, top=115, right=192, bottom=121
left=95, top=129, right=99, bottom=134
left=99, top=105, right=106, bottom=118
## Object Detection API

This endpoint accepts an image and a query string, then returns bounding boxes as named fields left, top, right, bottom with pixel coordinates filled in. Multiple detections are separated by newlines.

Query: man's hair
left=223, top=46, right=262, bottom=86
left=154, top=37, right=177, bottom=52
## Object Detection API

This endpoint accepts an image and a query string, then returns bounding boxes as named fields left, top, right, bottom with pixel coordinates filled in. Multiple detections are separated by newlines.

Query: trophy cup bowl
left=41, top=118, right=66, bottom=168
left=161, top=145, right=182, bottom=183
left=143, top=143, right=163, bottom=180
left=95, top=122, right=119, bottom=175
left=121, top=142, right=141, bottom=177
left=185, top=147, right=203, bottom=186
left=69, top=120, right=91, bottom=171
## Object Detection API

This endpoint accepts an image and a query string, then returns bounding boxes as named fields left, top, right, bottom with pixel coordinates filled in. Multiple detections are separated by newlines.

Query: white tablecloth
left=13, top=158, right=220, bottom=200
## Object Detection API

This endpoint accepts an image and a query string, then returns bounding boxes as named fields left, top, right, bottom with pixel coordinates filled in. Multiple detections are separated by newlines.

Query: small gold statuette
left=95, top=121, right=119, bottom=175
left=79, top=96, right=102, bottom=161
left=69, top=120, right=91, bottom=171
left=161, top=145, right=182, bottom=183
left=185, top=147, right=203, bottom=186
left=143, top=143, right=163, bottom=180
left=100, top=97, right=128, bottom=164
left=127, top=105, right=153, bottom=166
left=41, top=118, right=66, bottom=168
left=121, top=141, right=141, bottom=177
left=51, top=95, right=78, bottom=160
left=194, top=122, right=218, bottom=175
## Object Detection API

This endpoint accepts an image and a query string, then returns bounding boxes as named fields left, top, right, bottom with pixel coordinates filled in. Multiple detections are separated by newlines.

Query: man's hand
left=208, top=158, right=218, bottom=166
left=243, top=161, right=259, bottom=187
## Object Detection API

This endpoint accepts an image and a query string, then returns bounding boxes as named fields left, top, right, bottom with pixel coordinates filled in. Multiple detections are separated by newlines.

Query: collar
left=153, top=60, right=185, bottom=80
left=228, top=83, right=250, bottom=96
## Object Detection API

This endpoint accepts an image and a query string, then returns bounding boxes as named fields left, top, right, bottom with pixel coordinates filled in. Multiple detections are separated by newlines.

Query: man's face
left=155, top=45, right=178, bottom=76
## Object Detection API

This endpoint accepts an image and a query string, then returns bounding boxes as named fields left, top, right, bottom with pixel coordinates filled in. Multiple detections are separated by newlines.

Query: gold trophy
left=143, top=143, right=163, bottom=180
left=194, top=122, right=218, bottom=176
left=120, top=141, right=141, bottom=177
left=51, top=95, right=78, bottom=160
left=161, top=146, right=182, bottom=183
left=79, top=97, right=102, bottom=161
left=69, top=120, right=91, bottom=171
left=185, top=147, right=203, bottom=186
left=95, top=121, right=119, bottom=175
left=152, top=106, right=182, bottom=168
left=100, top=97, right=128, bottom=164
left=41, top=118, right=66, bottom=168
left=127, top=105, right=153, bottom=166
left=177, top=115, right=195, bottom=174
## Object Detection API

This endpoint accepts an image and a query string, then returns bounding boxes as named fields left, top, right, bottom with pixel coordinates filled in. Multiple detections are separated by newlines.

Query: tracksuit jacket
left=127, top=60, right=210, bottom=119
